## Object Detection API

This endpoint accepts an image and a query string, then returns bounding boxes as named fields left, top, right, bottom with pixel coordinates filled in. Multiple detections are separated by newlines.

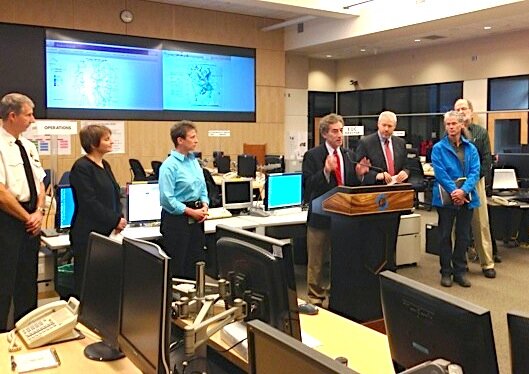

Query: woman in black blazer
left=69, top=125, right=126, bottom=297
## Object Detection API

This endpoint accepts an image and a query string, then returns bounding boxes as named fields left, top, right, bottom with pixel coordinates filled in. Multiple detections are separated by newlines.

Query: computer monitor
left=496, top=153, right=529, bottom=180
left=55, top=184, right=75, bottom=231
left=264, top=172, right=303, bottom=211
left=247, top=319, right=354, bottom=374
left=118, top=237, right=172, bottom=374
left=492, top=169, right=519, bottom=190
left=127, top=182, right=162, bottom=224
left=79, top=232, right=124, bottom=361
left=237, top=154, right=257, bottom=178
left=222, top=178, right=253, bottom=212
left=379, top=271, right=499, bottom=373
left=507, top=310, right=529, bottom=374
left=216, top=155, right=231, bottom=174
left=216, top=228, right=301, bottom=340
left=215, top=225, right=301, bottom=339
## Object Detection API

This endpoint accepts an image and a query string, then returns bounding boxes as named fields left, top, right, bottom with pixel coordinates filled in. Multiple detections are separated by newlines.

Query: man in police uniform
left=0, top=93, right=46, bottom=331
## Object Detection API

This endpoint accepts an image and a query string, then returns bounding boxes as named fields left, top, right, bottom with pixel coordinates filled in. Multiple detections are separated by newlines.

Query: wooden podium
left=312, top=184, right=414, bottom=323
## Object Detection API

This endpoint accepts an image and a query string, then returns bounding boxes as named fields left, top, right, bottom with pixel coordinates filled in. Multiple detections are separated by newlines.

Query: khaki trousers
left=306, top=225, right=331, bottom=305
left=472, top=177, right=495, bottom=269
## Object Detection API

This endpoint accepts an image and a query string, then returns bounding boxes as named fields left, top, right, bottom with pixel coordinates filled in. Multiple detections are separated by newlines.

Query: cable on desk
left=214, top=337, right=248, bottom=354
left=170, top=338, right=184, bottom=352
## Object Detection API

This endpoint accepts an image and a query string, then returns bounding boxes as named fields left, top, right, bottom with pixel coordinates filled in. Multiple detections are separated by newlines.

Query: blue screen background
left=267, top=174, right=302, bottom=210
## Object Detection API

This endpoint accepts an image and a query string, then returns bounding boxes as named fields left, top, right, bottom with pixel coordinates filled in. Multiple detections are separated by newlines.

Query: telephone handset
left=10, top=297, right=80, bottom=350
left=492, top=195, right=518, bottom=206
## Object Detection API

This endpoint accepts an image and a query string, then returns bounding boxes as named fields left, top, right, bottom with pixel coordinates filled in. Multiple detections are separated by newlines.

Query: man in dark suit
left=356, top=111, right=409, bottom=184
left=302, top=113, right=372, bottom=306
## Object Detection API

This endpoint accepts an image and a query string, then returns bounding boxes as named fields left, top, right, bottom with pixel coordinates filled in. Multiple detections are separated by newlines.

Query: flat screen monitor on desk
left=264, top=172, right=303, bottom=212
left=237, top=154, right=257, bottom=178
left=492, top=168, right=519, bottom=191
left=55, top=184, right=75, bottom=232
left=118, top=237, right=172, bottom=374
left=79, top=232, right=124, bottom=361
left=215, top=225, right=301, bottom=339
left=247, top=319, right=355, bottom=374
left=222, top=178, right=253, bottom=212
left=216, top=228, right=301, bottom=340
left=379, top=271, right=499, bottom=373
left=127, top=182, right=162, bottom=224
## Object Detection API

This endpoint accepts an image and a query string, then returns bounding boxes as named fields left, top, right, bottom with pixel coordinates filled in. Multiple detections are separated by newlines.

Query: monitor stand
left=84, top=342, right=125, bottom=361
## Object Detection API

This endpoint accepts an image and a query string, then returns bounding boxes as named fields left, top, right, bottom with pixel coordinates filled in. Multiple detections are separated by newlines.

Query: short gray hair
left=378, top=111, right=397, bottom=125
left=0, top=93, right=34, bottom=120
left=444, top=110, right=465, bottom=123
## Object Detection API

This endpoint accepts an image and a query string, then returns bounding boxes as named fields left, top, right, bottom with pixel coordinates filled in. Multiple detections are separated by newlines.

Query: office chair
left=129, top=158, right=155, bottom=182
left=58, top=171, right=70, bottom=185
left=405, top=158, right=431, bottom=210
left=507, top=310, right=529, bottom=374
left=150, top=160, right=162, bottom=180
left=264, top=154, right=285, bottom=173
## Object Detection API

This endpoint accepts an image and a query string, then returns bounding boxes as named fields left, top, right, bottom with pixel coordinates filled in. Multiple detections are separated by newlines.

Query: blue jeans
left=437, top=205, right=473, bottom=277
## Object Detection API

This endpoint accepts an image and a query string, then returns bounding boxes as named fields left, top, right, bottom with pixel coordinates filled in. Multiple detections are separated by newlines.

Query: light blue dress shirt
left=159, top=150, right=209, bottom=215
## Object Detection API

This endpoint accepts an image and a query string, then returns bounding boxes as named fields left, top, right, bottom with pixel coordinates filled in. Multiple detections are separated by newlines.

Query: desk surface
left=206, top=306, right=394, bottom=374
left=41, top=210, right=306, bottom=250
left=2, top=308, right=393, bottom=373
left=0, top=325, right=140, bottom=374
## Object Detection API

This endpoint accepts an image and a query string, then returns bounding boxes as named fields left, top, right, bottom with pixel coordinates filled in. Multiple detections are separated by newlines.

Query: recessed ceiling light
left=414, top=39, right=421, bottom=42
left=325, top=54, right=332, bottom=58
left=483, top=26, right=492, bottom=30
left=360, top=48, right=366, bottom=52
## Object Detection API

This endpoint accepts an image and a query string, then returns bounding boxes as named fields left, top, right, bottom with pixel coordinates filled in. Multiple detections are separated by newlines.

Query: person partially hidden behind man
left=302, top=113, right=372, bottom=306
left=431, top=111, right=480, bottom=288
left=355, top=111, right=409, bottom=184
left=454, top=98, right=497, bottom=278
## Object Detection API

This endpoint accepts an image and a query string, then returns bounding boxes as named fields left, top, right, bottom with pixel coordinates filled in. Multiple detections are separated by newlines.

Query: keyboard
left=207, top=207, right=233, bottom=220
left=514, top=191, right=529, bottom=203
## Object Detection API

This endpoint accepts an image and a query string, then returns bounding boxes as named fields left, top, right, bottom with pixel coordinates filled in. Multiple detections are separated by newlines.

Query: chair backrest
left=264, top=154, right=285, bottom=173
left=507, top=310, right=529, bottom=374
left=150, top=161, right=162, bottom=180
left=129, top=159, right=148, bottom=181
left=405, top=157, right=425, bottom=187
left=216, top=155, right=231, bottom=174
left=203, top=168, right=221, bottom=208
left=58, top=171, right=71, bottom=185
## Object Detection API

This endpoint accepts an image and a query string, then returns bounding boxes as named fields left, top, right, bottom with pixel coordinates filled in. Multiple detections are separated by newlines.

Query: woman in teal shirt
left=159, top=120, right=209, bottom=279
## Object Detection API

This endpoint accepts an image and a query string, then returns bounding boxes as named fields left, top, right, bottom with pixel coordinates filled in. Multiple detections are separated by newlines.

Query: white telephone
left=491, top=195, right=518, bottom=206
left=7, top=297, right=80, bottom=350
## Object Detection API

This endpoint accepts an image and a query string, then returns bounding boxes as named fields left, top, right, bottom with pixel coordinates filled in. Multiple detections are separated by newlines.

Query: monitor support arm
left=183, top=298, right=246, bottom=356
left=173, top=262, right=248, bottom=357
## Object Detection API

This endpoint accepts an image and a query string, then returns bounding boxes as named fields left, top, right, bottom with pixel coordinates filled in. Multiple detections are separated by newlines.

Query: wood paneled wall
left=0, top=0, right=285, bottom=186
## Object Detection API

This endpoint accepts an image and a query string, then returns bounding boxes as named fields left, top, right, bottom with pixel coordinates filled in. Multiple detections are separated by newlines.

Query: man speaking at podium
left=302, top=113, right=372, bottom=307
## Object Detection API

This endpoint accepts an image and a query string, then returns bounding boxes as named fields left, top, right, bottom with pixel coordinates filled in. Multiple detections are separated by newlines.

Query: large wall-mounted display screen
left=46, top=39, right=163, bottom=110
left=0, top=23, right=255, bottom=122
left=45, top=29, right=255, bottom=121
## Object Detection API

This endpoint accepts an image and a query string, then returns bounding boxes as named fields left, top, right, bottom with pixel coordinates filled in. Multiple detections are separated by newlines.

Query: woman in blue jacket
left=431, top=110, right=480, bottom=288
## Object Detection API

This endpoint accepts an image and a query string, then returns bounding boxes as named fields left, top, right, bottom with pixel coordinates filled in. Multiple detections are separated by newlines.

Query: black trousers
left=0, top=210, right=39, bottom=332
left=160, top=210, right=206, bottom=279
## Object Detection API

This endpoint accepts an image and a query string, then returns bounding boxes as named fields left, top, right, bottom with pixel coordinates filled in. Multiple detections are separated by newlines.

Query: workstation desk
left=0, top=305, right=394, bottom=374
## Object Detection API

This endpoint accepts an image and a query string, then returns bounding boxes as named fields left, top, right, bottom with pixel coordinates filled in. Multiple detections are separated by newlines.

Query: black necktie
left=15, top=139, right=38, bottom=211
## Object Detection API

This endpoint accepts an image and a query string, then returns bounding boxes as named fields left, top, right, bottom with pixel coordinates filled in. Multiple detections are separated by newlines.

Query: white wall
left=334, top=29, right=529, bottom=91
